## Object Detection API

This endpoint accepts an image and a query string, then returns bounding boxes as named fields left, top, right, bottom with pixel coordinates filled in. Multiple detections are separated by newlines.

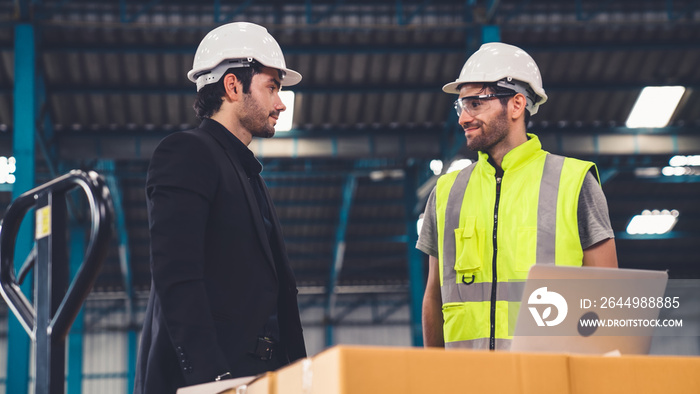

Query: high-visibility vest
left=435, top=134, right=596, bottom=350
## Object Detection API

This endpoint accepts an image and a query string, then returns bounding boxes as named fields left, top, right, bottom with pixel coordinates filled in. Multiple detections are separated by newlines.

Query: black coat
left=134, top=119, right=306, bottom=394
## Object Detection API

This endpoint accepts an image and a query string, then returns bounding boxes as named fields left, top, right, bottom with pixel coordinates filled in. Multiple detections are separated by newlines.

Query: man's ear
left=221, top=73, right=241, bottom=102
left=510, top=93, right=527, bottom=121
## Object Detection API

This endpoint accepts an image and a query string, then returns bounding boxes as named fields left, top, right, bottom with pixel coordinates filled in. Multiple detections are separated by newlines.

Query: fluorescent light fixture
left=430, top=160, right=444, bottom=176
left=669, top=155, right=700, bottom=167
left=446, top=159, right=473, bottom=174
left=275, top=91, right=295, bottom=132
left=0, top=156, right=16, bottom=184
left=626, top=86, right=685, bottom=128
left=626, top=209, right=679, bottom=235
left=416, top=216, right=424, bottom=236
left=634, top=167, right=661, bottom=178
left=369, top=169, right=404, bottom=181
left=662, top=166, right=697, bottom=176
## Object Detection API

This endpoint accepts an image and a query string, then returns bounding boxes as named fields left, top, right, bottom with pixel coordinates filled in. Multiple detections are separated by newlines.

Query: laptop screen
left=510, top=265, right=668, bottom=355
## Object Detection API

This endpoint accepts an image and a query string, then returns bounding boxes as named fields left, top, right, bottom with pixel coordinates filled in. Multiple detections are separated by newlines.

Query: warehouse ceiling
left=0, top=1, right=699, bottom=324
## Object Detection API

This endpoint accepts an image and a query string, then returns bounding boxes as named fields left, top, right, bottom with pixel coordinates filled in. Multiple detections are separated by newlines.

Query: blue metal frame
left=396, top=0, right=432, bottom=25
left=481, top=24, right=501, bottom=43
left=46, top=80, right=700, bottom=97
left=7, top=22, right=36, bottom=394
left=404, top=164, right=425, bottom=346
left=35, top=73, right=59, bottom=181
left=96, top=160, right=137, bottom=393
left=67, top=222, right=86, bottom=394
left=324, top=175, right=356, bottom=347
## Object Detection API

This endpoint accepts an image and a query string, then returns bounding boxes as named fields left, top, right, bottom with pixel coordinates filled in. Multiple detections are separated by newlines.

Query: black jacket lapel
left=203, top=125, right=278, bottom=279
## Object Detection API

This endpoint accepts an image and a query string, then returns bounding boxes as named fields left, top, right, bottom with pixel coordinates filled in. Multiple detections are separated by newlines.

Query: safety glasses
left=453, top=93, right=515, bottom=117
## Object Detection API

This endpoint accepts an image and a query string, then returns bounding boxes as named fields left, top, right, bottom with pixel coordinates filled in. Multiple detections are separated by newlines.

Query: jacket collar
left=200, top=118, right=263, bottom=177
left=477, top=133, right=546, bottom=175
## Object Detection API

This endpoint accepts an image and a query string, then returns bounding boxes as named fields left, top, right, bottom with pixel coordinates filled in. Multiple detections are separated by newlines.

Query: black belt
left=251, top=336, right=277, bottom=361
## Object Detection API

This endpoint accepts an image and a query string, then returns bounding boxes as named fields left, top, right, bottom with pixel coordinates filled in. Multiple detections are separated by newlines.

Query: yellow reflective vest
left=435, top=134, right=597, bottom=350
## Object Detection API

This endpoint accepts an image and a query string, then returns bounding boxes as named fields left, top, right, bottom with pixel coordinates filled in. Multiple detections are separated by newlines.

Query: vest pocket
left=454, top=216, right=483, bottom=275
left=516, top=227, right=537, bottom=272
left=442, top=302, right=488, bottom=342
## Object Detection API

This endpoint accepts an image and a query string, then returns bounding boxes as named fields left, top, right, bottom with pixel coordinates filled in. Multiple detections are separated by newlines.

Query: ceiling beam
left=3, top=128, right=700, bottom=160
left=13, top=80, right=696, bottom=96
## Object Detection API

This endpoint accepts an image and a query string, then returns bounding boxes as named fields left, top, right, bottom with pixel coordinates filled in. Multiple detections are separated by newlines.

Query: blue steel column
left=481, top=24, right=501, bottom=43
left=97, top=160, right=136, bottom=393
left=8, top=23, right=36, bottom=394
left=324, top=175, right=356, bottom=347
left=67, top=223, right=86, bottom=394
left=404, top=164, right=425, bottom=346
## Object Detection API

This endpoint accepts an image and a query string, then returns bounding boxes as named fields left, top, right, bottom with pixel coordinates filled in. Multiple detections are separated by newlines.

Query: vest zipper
left=490, top=176, right=502, bottom=350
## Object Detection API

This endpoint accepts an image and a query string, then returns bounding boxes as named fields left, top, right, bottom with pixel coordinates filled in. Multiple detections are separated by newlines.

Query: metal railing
left=0, top=170, right=114, bottom=394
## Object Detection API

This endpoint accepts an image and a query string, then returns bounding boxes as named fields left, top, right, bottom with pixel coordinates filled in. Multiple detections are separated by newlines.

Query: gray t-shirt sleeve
left=578, top=171, right=615, bottom=249
left=416, top=186, right=439, bottom=257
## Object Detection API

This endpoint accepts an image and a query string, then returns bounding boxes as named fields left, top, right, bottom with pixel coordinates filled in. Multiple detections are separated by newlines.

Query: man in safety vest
left=417, top=42, right=618, bottom=350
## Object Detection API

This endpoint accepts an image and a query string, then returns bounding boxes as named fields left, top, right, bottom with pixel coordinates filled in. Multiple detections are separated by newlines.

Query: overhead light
left=626, top=209, right=679, bottom=235
left=416, top=215, right=424, bottom=236
left=276, top=91, right=296, bottom=132
left=446, top=159, right=473, bottom=174
left=0, top=156, right=16, bottom=184
left=661, top=155, right=700, bottom=176
left=634, top=167, right=661, bottom=178
left=369, top=169, right=404, bottom=182
left=669, top=155, right=700, bottom=167
left=430, top=160, right=444, bottom=176
left=626, top=86, right=685, bottom=128
left=662, top=166, right=697, bottom=176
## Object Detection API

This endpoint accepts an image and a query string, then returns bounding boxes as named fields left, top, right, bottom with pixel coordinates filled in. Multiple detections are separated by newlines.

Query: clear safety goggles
left=453, top=93, right=515, bottom=117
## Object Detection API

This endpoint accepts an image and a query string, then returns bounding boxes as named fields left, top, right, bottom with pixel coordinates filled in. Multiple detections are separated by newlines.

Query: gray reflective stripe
left=441, top=281, right=526, bottom=303
left=446, top=338, right=512, bottom=350
left=536, top=154, right=565, bottom=265
left=441, top=164, right=476, bottom=291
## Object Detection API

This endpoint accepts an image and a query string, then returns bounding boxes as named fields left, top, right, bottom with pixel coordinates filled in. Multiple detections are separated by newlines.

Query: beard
left=464, top=106, right=510, bottom=152
left=239, top=92, right=279, bottom=139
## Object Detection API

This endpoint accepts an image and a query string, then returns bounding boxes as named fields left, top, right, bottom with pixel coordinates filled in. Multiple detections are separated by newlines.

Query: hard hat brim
left=281, top=68, right=302, bottom=87
left=442, top=81, right=463, bottom=94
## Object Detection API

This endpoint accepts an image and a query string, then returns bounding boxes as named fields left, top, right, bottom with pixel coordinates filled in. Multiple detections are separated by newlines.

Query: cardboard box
left=276, top=345, right=570, bottom=394
left=569, top=354, right=700, bottom=394
left=176, top=372, right=275, bottom=394
left=243, top=372, right=276, bottom=394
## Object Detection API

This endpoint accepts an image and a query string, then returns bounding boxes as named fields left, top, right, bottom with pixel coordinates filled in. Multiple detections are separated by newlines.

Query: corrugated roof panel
left=341, top=93, right=363, bottom=126
left=308, top=93, right=329, bottom=125
left=349, top=53, right=369, bottom=83
left=378, top=92, right=401, bottom=125
left=367, top=53, right=389, bottom=84
left=360, top=93, right=382, bottom=125
left=89, top=94, right=109, bottom=125
left=327, top=94, right=346, bottom=126
left=126, top=93, right=146, bottom=125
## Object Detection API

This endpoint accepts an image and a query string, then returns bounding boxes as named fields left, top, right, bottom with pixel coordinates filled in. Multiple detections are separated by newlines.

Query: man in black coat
left=134, top=22, right=306, bottom=394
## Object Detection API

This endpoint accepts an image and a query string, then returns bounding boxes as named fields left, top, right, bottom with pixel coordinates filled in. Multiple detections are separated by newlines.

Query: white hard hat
left=187, top=22, right=302, bottom=92
left=442, top=42, right=547, bottom=115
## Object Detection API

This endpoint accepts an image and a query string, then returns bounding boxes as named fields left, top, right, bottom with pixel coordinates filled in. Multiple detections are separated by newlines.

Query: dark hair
left=193, top=61, right=263, bottom=120
left=480, top=82, right=531, bottom=128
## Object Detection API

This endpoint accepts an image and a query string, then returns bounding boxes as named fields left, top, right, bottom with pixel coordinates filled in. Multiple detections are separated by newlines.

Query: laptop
left=510, top=265, right=668, bottom=355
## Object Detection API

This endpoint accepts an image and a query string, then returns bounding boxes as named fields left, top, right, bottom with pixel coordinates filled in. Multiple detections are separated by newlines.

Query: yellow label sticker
left=36, top=206, right=51, bottom=239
